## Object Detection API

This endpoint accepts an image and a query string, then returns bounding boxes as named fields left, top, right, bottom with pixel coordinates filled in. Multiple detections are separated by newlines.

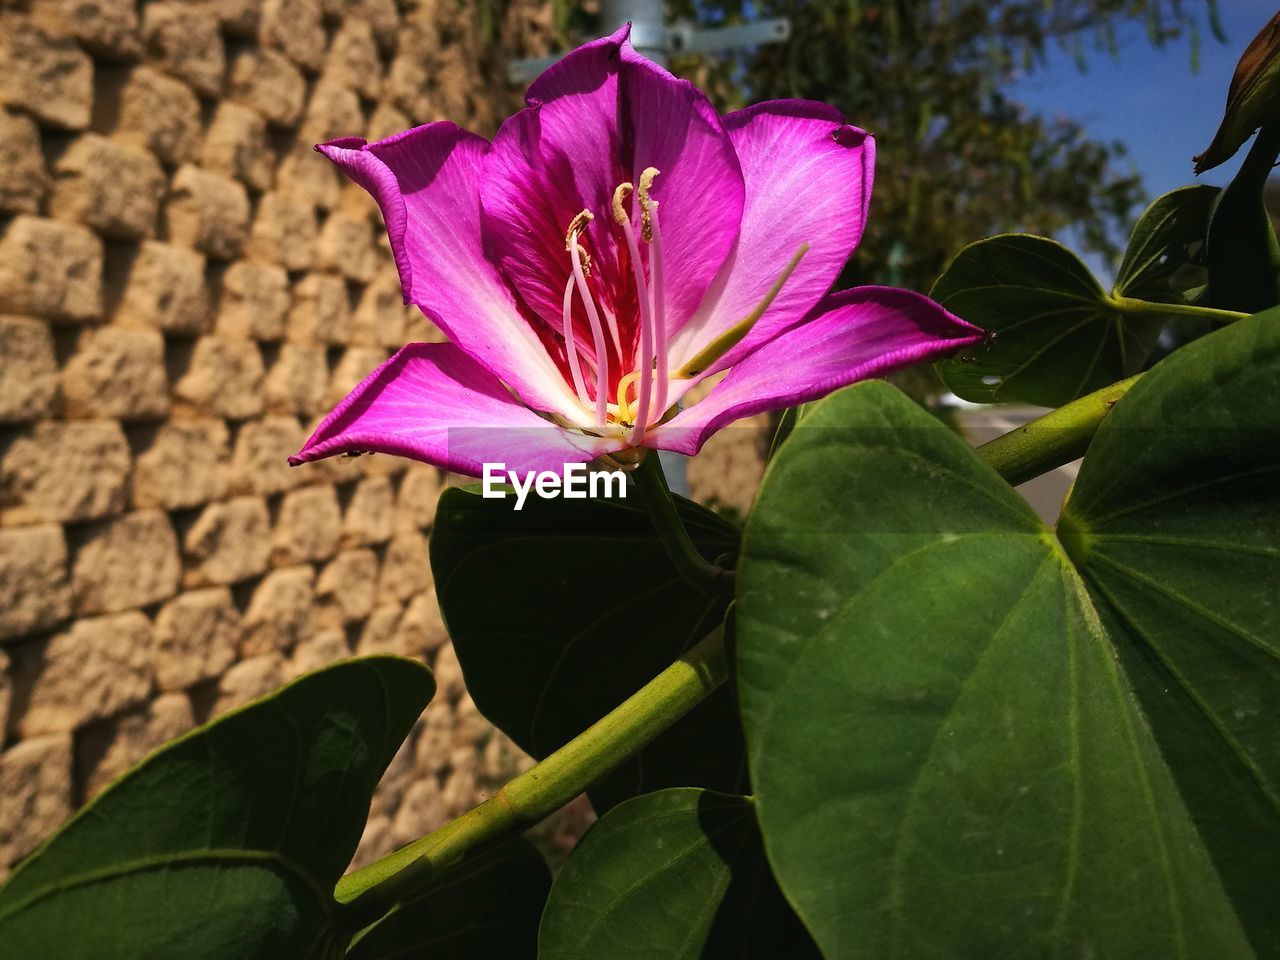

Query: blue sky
left=1010, top=1, right=1276, bottom=262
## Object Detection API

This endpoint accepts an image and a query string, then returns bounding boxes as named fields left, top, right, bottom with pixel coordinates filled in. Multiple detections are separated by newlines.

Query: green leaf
left=933, top=234, right=1162, bottom=406
left=0, top=657, right=434, bottom=959
left=538, top=788, right=817, bottom=960
left=1060, top=307, right=1280, bottom=956
left=1113, top=184, right=1219, bottom=304
left=346, top=839, right=549, bottom=960
left=431, top=486, right=745, bottom=813
left=736, top=381, right=1254, bottom=958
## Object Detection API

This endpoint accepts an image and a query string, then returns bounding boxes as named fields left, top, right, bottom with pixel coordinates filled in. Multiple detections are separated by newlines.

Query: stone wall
left=0, top=0, right=771, bottom=878
left=0, top=0, right=574, bottom=876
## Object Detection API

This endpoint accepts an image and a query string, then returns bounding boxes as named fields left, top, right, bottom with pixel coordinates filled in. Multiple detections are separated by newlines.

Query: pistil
left=613, top=181, right=655, bottom=439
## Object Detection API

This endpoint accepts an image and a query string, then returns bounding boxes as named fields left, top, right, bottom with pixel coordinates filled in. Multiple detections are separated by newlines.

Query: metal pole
left=602, top=0, right=669, bottom=65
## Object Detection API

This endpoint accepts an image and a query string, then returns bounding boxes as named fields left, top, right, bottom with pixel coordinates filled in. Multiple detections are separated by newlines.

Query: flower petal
left=481, top=31, right=744, bottom=337
left=647, top=287, right=984, bottom=456
left=317, top=125, right=586, bottom=424
left=667, top=100, right=876, bottom=379
left=290, top=343, right=625, bottom=477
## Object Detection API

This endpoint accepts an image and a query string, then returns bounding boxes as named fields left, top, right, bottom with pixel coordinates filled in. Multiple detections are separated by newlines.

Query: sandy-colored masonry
left=0, top=0, right=768, bottom=876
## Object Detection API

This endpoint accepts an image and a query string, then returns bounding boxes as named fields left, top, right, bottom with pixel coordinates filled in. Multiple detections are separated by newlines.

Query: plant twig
left=630, top=453, right=732, bottom=593
left=335, top=626, right=729, bottom=929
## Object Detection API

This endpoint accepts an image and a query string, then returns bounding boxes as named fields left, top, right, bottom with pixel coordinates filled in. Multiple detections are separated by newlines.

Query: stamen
left=564, top=210, right=594, bottom=276
left=615, top=188, right=655, bottom=441
left=648, top=195, right=670, bottom=416
left=569, top=236, right=609, bottom=427
left=561, top=275, right=590, bottom=408
left=612, top=183, right=634, bottom=225
left=637, top=167, right=660, bottom=242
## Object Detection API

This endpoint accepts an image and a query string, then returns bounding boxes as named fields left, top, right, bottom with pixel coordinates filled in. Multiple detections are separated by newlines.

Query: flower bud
left=1195, top=11, right=1280, bottom=174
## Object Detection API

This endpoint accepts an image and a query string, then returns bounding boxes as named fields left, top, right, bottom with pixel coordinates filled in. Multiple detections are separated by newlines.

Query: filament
left=570, top=234, right=609, bottom=427
left=561, top=275, right=590, bottom=408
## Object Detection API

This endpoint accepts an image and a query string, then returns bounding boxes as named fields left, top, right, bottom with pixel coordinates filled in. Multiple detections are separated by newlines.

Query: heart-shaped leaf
left=736, top=380, right=1256, bottom=958
left=933, top=234, right=1163, bottom=406
left=0, top=657, right=434, bottom=959
left=431, top=486, right=745, bottom=813
left=538, top=788, right=816, bottom=959
left=1113, top=184, right=1218, bottom=304
left=347, top=839, right=549, bottom=960
left=1060, top=307, right=1280, bottom=955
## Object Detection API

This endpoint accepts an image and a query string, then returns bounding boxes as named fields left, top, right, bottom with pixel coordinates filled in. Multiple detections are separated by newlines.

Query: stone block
left=117, top=67, right=201, bottom=166
left=79, top=692, right=193, bottom=798
left=350, top=270, right=406, bottom=350
left=326, top=346, right=389, bottom=406
left=343, top=476, right=393, bottom=547
left=301, top=76, right=363, bottom=143
left=288, top=627, right=350, bottom=678
left=174, top=336, right=265, bottom=420
left=378, top=531, right=430, bottom=605
left=31, top=0, right=140, bottom=58
left=190, top=0, right=258, bottom=35
left=201, top=102, right=273, bottom=192
left=0, top=735, right=72, bottom=866
left=0, top=525, right=71, bottom=641
left=241, top=564, right=313, bottom=656
left=50, top=133, right=165, bottom=239
left=0, top=17, right=92, bottom=129
left=183, top=496, right=270, bottom=586
left=166, top=165, right=251, bottom=260
left=153, top=588, right=239, bottom=691
left=71, top=511, right=179, bottom=614
left=216, top=261, right=289, bottom=341
left=115, top=241, right=209, bottom=334
left=355, top=604, right=401, bottom=657
left=289, top=273, right=350, bottom=344
left=142, top=3, right=224, bottom=97
left=316, top=212, right=378, bottom=285
left=212, top=653, right=284, bottom=716
left=0, top=109, right=49, bottom=214
left=0, top=647, right=9, bottom=735
left=131, top=417, right=230, bottom=510
left=229, top=48, right=305, bottom=127
left=0, top=317, right=57, bottom=421
left=396, top=465, right=443, bottom=530
left=365, top=102, right=411, bottom=143
left=264, top=343, right=327, bottom=416
left=259, top=0, right=326, bottom=72
left=229, top=415, right=305, bottom=495
left=8, top=612, right=152, bottom=735
left=348, top=0, right=399, bottom=52
left=1, top=420, right=130, bottom=524
left=61, top=327, right=169, bottom=421
left=276, top=141, right=342, bottom=212
left=326, top=18, right=381, bottom=99
left=271, top=484, right=340, bottom=565
left=395, top=591, right=447, bottom=659
left=0, top=216, right=102, bottom=322
left=249, top=192, right=317, bottom=270
left=315, top=548, right=377, bottom=622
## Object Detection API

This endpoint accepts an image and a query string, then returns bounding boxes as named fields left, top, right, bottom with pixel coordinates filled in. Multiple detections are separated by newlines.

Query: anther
left=564, top=209, right=594, bottom=249
left=637, top=167, right=660, bottom=242
left=612, top=183, right=634, bottom=225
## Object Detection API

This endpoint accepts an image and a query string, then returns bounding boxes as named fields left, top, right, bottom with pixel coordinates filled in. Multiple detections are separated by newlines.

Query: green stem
left=630, top=453, right=732, bottom=593
left=1108, top=294, right=1248, bottom=324
left=336, top=626, right=729, bottom=928
left=976, top=374, right=1141, bottom=485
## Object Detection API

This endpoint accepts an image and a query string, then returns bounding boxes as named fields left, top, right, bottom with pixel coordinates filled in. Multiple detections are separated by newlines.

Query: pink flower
left=290, top=25, right=982, bottom=477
